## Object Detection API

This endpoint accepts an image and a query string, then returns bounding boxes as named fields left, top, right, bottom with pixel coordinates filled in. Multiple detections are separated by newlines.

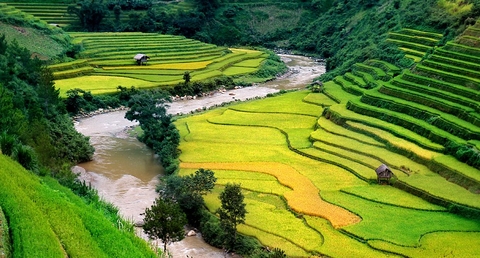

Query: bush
left=0, top=131, right=18, bottom=156
left=12, top=144, right=38, bottom=172
left=199, top=211, right=224, bottom=248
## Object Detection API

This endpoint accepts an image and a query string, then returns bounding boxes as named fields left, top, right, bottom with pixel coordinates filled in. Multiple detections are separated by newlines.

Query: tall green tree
left=160, top=168, right=216, bottom=225
left=125, top=90, right=180, bottom=174
left=142, top=197, right=187, bottom=252
left=68, top=0, right=109, bottom=31
left=216, top=183, right=247, bottom=250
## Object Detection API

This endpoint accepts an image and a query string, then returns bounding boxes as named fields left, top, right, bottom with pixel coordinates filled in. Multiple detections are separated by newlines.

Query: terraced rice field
left=387, top=28, right=443, bottom=62
left=0, top=155, right=157, bottom=258
left=52, top=33, right=267, bottom=95
left=2, top=2, right=75, bottom=27
left=174, top=24, right=480, bottom=256
left=0, top=3, right=51, bottom=27
left=175, top=82, right=480, bottom=256
left=1, top=1, right=193, bottom=27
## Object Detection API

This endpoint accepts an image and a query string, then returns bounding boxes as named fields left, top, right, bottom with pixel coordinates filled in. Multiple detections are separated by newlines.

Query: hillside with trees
left=1, top=0, right=480, bottom=257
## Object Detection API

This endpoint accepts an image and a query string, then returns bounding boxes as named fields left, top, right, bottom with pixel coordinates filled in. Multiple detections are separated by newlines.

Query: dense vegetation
left=6, top=0, right=478, bottom=79
left=1, top=0, right=480, bottom=257
left=0, top=34, right=92, bottom=175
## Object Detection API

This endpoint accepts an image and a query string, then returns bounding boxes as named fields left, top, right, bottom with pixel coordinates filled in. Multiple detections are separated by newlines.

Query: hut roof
left=375, top=164, right=390, bottom=175
left=134, top=54, right=149, bottom=60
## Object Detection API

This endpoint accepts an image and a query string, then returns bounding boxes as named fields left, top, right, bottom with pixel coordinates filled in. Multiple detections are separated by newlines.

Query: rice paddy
left=174, top=26, right=480, bottom=255
left=49, top=32, right=268, bottom=95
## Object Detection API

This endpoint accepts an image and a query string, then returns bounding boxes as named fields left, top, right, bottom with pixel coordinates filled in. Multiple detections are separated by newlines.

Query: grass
left=391, top=78, right=480, bottom=112
left=0, top=21, right=65, bottom=59
left=322, top=81, right=359, bottom=103
left=55, top=76, right=158, bottom=96
left=340, top=185, right=446, bottom=211
left=327, top=104, right=445, bottom=151
left=0, top=155, right=156, bottom=258
left=229, top=90, right=324, bottom=116
left=181, top=161, right=360, bottom=228
left=362, top=89, right=480, bottom=139
left=316, top=117, right=386, bottom=147
left=346, top=121, right=441, bottom=160
left=302, top=92, right=338, bottom=106
left=323, top=191, right=480, bottom=246
left=102, top=61, right=213, bottom=71
left=304, top=216, right=393, bottom=258
left=223, top=66, right=258, bottom=76
left=205, top=188, right=324, bottom=253
left=164, top=25, right=480, bottom=255
left=173, top=72, right=480, bottom=254
left=208, top=109, right=318, bottom=129
left=347, top=97, right=466, bottom=145
left=368, top=231, right=480, bottom=257
left=239, top=225, right=310, bottom=257
left=0, top=156, right=65, bottom=258
left=400, top=173, right=480, bottom=209
left=50, top=33, right=267, bottom=93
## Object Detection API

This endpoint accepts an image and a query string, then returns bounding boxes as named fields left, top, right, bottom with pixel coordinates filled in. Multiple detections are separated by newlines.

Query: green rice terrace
left=0, top=1, right=195, bottom=28
left=0, top=155, right=157, bottom=258
left=1, top=1, right=480, bottom=257
left=173, top=25, right=480, bottom=257
left=50, top=32, right=268, bottom=95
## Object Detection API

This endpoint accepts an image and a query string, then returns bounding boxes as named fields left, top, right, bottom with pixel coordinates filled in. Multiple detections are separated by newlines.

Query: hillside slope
left=0, top=3, right=71, bottom=59
left=0, top=154, right=157, bottom=258
left=172, top=22, right=480, bottom=257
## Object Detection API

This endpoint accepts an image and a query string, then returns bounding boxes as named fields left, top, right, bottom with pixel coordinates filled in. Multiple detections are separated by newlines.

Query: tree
left=160, top=168, right=216, bottom=225
left=183, top=71, right=191, bottom=85
left=68, top=0, right=108, bottom=32
left=125, top=90, right=180, bottom=175
left=216, top=183, right=247, bottom=250
left=184, top=168, right=216, bottom=195
left=142, top=197, right=187, bottom=252
left=125, top=90, right=171, bottom=147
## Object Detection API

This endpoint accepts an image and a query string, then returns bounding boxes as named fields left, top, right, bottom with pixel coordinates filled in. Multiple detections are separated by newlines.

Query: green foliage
left=12, top=144, right=38, bottom=172
left=67, top=0, right=109, bottom=32
left=0, top=131, right=17, bottom=156
left=160, top=168, right=217, bottom=225
left=198, top=210, right=224, bottom=247
left=125, top=90, right=180, bottom=175
left=142, top=197, right=187, bottom=252
left=0, top=32, right=94, bottom=175
left=217, top=183, right=247, bottom=251
left=106, top=0, right=153, bottom=10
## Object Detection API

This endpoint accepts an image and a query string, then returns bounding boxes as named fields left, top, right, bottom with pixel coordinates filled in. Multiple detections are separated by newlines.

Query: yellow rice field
left=175, top=89, right=480, bottom=256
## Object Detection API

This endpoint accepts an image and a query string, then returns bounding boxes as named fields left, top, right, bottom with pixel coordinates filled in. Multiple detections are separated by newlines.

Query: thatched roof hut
left=134, top=54, right=149, bottom=65
left=375, top=164, right=393, bottom=184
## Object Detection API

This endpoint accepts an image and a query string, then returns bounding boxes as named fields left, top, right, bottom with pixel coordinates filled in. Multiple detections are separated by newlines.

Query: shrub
left=199, top=211, right=224, bottom=248
left=0, top=131, right=18, bottom=156
left=12, top=144, right=38, bottom=172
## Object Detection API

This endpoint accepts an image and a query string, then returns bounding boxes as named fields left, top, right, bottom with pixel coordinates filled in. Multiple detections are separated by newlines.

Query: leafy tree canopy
left=217, top=183, right=247, bottom=250
left=142, top=197, right=187, bottom=252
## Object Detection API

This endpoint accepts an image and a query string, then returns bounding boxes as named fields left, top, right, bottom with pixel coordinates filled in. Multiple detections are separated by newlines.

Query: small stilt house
left=375, top=164, right=393, bottom=184
left=134, top=54, right=150, bottom=65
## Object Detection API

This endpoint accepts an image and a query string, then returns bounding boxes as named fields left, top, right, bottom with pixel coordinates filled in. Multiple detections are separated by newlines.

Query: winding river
left=73, top=54, right=326, bottom=257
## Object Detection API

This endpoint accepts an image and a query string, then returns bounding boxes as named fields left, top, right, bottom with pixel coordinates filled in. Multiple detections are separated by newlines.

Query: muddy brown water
left=73, top=54, right=325, bottom=257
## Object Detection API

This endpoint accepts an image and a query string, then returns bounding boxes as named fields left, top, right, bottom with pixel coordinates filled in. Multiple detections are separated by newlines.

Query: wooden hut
left=134, top=54, right=150, bottom=65
left=375, top=164, right=393, bottom=184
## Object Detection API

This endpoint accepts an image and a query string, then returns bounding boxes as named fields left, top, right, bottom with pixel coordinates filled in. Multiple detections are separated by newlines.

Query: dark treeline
left=0, top=35, right=93, bottom=180
left=66, top=0, right=480, bottom=78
